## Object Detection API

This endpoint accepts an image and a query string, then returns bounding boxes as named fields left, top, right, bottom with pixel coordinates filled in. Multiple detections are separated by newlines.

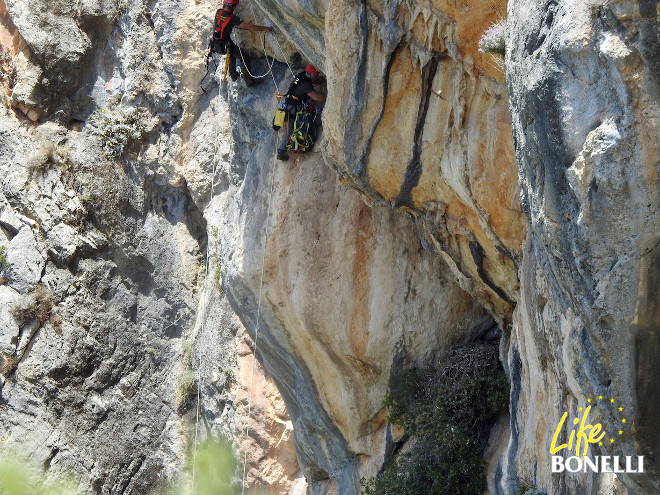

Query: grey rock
left=0, top=285, right=21, bottom=354
left=0, top=206, right=24, bottom=235
left=505, top=0, right=659, bottom=493
left=46, top=223, right=79, bottom=265
left=6, top=228, right=46, bottom=293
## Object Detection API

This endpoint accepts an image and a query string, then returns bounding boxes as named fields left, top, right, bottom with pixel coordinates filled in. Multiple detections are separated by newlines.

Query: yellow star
left=610, top=438, right=615, bottom=443
left=622, top=419, right=626, bottom=423
left=619, top=431, right=623, bottom=435
left=578, top=407, right=583, bottom=411
left=610, top=398, right=615, bottom=403
left=618, top=407, right=623, bottom=411
left=598, top=395, right=603, bottom=400
left=587, top=399, right=592, bottom=403
left=598, top=442, right=603, bottom=446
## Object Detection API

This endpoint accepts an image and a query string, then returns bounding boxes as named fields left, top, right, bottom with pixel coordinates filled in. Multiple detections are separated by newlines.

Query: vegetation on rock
left=479, top=20, right=506, bottom=55
left=362, top=343, right=509, bottom=495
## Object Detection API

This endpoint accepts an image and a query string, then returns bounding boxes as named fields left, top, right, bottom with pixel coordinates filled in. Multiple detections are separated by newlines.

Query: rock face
left=322, top=0, right=525, bottom=324
left=504, top=1, right=659, bottom=493
left=0, top=0, right=658, bottom=495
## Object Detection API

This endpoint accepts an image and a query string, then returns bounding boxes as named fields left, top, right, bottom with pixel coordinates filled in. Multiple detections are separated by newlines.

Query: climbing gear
left=199, top=38, right=217, bottom=92
left=213, top=10, right=235, bottom=42
left=305, top=64, right=319, bottom=75
left=286, top=104, right=316, bottom=153
left=223, top=47, right=231, bottom=83
left=273, top=101, right=287, bottom=129
left=276, top=150, right=289, bottom=161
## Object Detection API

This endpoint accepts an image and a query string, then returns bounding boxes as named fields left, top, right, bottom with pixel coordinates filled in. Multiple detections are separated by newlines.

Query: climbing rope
left=239, top=165, right=275, bottom=495
left=233, top=2, right=296, bottom=83
left=237, top=8, right=284, bottom=487
left=195, top=6, right=299, bottom=491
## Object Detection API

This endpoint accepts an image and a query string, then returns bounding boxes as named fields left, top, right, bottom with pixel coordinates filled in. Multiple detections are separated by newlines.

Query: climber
left=276, top=64, right=326, bottom=161
left=210, top=0, right=273, bottom=86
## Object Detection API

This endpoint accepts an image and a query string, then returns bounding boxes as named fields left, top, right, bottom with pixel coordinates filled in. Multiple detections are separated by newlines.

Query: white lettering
left=613, top=456, right=624, bottom=473
left=552, top=456, right=565, bottom=473
left=566, top=456, right=581, bottom=473
left=583, top=456, right=598, bottom=472
left=551, top=455, right=645, bottom=474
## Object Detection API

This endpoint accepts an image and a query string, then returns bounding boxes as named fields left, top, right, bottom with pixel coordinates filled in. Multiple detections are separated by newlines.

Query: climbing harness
left=214, top=9, right=235, bottom=41
left=286, top=104, right=317, bottom=153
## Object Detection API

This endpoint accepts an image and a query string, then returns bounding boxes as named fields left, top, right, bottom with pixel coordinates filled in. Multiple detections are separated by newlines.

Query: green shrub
left=187, top=438, right=238, bottom=495
left=0, top=245, right=9, bottom=272
left=368, top=343, right=509, bottom=495
left=175, top=369, right=198, bottom=414
left=0, top=455, right=76, bottom=495
left=478, top=20, right=506, bottom=55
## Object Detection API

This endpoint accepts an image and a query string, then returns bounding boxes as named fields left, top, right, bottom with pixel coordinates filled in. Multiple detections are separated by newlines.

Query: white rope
left=236, top=40, right=275, bottom=80
left=192, top=92, right=223, bottom=492
left=273, top=34, right=296, bottom=78
left=235, top=2, right=296, bottom=83
left=239, top=139, right=277, bottom=495
left=237, top=16, right=283, bottom=483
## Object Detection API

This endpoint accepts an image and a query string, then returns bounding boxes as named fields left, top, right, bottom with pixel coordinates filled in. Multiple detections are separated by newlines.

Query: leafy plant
left=0, top=437, right=248, bottom=494
left=187, top=438, right=238, bottom=495
left=366, top=343, right=509, bottom=495
left=479, top=20, right=506, bottom=55
left=175, top=366, right=198, bottom=414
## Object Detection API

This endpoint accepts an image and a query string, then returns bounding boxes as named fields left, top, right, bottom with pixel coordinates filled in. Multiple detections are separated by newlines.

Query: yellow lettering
left=576, top=405, right=593, bottom=457
left=589, top=423, right=605, bottom=443
left=551, top=412, right=569, bottom=454
left=551, top=407, right=606, bottom=457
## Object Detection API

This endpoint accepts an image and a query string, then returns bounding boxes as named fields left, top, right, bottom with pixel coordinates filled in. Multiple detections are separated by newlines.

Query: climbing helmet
left=305, top=64, right=320, bottom=75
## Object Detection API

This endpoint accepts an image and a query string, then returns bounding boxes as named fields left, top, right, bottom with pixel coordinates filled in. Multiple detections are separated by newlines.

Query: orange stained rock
left=365, top=48, right=420, bottom=201
left=431, top=0, right=508, bottom=81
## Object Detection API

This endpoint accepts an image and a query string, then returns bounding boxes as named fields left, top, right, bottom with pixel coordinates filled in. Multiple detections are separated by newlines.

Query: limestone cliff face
left=504, top=1, right=659, bottom=493
left=0, top=0, right=657, bottom=494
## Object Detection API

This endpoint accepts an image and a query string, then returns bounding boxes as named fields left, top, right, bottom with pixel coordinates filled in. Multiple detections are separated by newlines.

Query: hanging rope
left=191, top=89, right=224, bottom=490
left=237, top=9, right=284, bottom=484
left=195, top=5, right=302, bottom=491
left=239, top=164, right=276, bottom=495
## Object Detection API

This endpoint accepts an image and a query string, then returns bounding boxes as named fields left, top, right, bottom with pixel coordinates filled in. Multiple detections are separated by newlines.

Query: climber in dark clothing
left=210, top=0, right=273, bottom=86
left=276, top=64, right=326, bottom=161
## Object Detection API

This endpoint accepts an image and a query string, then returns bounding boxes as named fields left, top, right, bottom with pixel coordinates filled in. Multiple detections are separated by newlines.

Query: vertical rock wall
left=0, top=0, right=657, bottom=494
left=505, top=0, right=659, bottom=493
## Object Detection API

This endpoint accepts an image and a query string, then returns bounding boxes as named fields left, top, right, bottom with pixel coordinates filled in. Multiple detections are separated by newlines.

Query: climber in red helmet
left=276, top=64, right=326, bottom=160
left=210, top=0, right=273, bottom=86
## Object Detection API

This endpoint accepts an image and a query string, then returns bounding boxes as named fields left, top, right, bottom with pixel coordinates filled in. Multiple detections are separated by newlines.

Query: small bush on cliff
left=0, top=246, right=9, bottom=272
left=479, top=20, right=506, bottom=55
left=90, top=104, right=146, bottom=159
left=10, top=285, right=55, bottom=328
left=0, top=47, right=16, bottom=87
left=365, top=343, right=509, bottom=495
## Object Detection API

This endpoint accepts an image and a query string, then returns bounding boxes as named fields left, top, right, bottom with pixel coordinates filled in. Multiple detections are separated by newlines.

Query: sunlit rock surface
left=0, top=0, right=657, bottom=494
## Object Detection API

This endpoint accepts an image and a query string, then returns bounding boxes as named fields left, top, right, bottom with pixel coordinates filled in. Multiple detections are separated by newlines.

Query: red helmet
left=305, top=64, right=320, bottom=75
left=224, top=0, right=239, bottom=6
